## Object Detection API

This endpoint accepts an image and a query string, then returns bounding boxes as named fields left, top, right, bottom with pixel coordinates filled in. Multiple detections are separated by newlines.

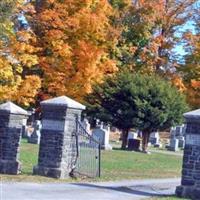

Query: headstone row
left=168, top=125, right=186, bottom=151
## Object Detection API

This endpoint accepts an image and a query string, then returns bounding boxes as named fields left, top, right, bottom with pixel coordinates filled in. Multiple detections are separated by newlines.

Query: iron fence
left=72, top=118, right=101, bottom=178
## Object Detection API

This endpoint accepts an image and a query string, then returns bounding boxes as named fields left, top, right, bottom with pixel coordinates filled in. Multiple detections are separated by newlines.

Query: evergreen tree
left=85, top=71, right=188, bottom=151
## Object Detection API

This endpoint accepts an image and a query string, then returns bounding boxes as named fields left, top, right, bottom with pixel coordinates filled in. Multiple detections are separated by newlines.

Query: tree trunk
left=121, top=129, right=129, bottom=150
left=142, top=130, right=151, bottom=152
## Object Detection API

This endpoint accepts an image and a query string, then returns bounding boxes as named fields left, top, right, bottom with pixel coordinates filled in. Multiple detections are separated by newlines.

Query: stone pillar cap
left=41, top=96, right=86, bottom=110
left=0, top=101, right=28, bottom=115
left=184, top=109, right=200, bottom=119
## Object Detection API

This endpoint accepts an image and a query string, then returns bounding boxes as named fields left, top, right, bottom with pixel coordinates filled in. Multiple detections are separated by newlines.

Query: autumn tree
left=180, top=16, right=200, bottom=108
left=110, top=0, right=196, bottom=74
left=110, top=0, right=198, bottom=109
left=86, top=71, right=188, bottom=151
left=0, top=0, right=41, bottom=107
left=32, top=0, right=119, bottom=102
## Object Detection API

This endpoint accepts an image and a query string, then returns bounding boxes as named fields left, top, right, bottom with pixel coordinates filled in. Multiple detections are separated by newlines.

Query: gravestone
left=28, top=120, right=42, bottom=144
left=168, top=138, right=179, bottom=151
left=21, top=125, right=27, bottom=138
left=128, top=131, right=138, bottom=140
left=128, top=131, right=139, bottom=151
left=128, top=139, right=140, bottom=151
left=92, top=127, right=112, bottom=150
left=171, top=125, right=186, bottom=137
left=176, top=125, right=186, bottom=136
left=177, top=136, right=185, bottom=149
left=26, top=126, right=34, bottom=138
left=33, top=96, right=85, bottom=179
left=176, top=126, right=182, bottom=135
left=21, top=119, right=27, bottom=138
left=176, top=109, right=200, bottom=199
left=82, top=119, right=91, bottom=134
left=0, top=101, right=28, bottom=174
left=27, top=109, right=35, bottom=126
left=149, top=132, right=160, bottom=145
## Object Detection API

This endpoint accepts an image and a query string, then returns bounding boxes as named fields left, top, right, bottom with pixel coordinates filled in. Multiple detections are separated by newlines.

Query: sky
left=173, top=21, right=196, bottom=63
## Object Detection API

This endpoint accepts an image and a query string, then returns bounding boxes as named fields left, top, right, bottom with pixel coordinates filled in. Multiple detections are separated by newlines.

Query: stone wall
left=176, top=109, right=200, bottom=199
left=33, top=96, right=85, bottom=179
left=0, top=102, right=28, bottom=175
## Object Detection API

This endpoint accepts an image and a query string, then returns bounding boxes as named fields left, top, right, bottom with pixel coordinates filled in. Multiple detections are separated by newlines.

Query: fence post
left=33, top=96, right=85, bottom=179
left=99, top=143, right=101, bottom=177
left=0, top=102, right=28, bottom=175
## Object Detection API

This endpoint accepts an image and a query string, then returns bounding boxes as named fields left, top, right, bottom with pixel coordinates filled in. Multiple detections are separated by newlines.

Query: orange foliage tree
left=0, top=1, right=41, bottom=107
left=111, top=0, right=196, bottom=73
left=111, top=0, right=198, bottom=108
left=180, top=30, right=200, bottom=108
left=32, top=0, right=119, bottom=101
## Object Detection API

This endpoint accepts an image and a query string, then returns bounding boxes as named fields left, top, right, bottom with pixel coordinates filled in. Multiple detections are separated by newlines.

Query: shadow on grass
left=112, top=147, right=142, bottom=153
left=112, top=147, right=124, bottom=151
left=71, top=183, right=174, bottom=198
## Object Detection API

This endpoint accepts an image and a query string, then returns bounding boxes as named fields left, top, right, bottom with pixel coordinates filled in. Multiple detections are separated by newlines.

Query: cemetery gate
left=72, top=118, right=101, bottom=178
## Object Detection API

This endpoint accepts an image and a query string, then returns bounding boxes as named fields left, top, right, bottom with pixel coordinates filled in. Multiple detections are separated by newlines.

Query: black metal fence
left=73, top=119, right=101, bottom=178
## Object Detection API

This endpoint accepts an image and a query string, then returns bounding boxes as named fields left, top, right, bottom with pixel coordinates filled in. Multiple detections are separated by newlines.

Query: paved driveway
left=0, top=178, right=180, bottom=200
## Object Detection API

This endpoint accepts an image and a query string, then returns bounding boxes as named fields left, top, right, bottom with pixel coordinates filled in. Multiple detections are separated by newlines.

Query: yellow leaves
left=74, top=2, right=113, bottom=42
left=17, top=43, right=37, bottom=54
left=15, top=75, right=41, bottom=107
left=0, top=54, right=41, bottom=106
left=34, top=0, right=118, bottom=101
left=18, top=54, right=38, bottom=68
left=171, top=76, right=186, bottom=92
left=47, top=30, right=66, bottom=40
left=0, top=58, right=14, bottom=82
left=0, top=0, right=42, bottom=107
left=0, top=57, right=22, bottom=103
left=10, top=31, right=39, bottom=69
left=15, top=65, right=23, bottom=74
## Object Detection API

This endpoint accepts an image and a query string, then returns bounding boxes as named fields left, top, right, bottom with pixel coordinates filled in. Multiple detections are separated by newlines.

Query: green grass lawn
left=1, top=139, right=183, bottom=182
left=148, top=196, right=189, bottom=200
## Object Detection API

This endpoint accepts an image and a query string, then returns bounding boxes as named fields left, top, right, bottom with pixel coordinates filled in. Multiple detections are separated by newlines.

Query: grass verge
left=1, top=139, right=183, bottom=182
left=148, top=196, right=189, bottom=200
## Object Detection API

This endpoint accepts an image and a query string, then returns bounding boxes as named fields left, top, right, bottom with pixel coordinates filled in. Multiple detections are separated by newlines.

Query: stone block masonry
left=33, top=96, right=85, bottom=179
left=0, top=102, right=28, bottom=175
left=176, top=108, right=200, bottom=199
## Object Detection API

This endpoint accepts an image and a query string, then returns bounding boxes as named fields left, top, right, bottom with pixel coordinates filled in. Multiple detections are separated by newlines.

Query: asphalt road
left=0, top=178, right=181, bottom=200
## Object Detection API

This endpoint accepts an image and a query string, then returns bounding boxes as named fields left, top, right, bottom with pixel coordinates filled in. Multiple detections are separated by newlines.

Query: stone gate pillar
left=0, top=102, right=28, bottom=174
left=176, top=109, right=200, bottom=199
left=33, top=96, right=85, bottom=179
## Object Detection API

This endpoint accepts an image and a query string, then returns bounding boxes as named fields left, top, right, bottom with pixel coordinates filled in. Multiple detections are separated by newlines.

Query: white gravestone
left=175, top=125, right=185, bottom=136
left=26, top=126, right=33, bottom=138
left=128, top=131, right=138, bottom=140
left=171, top=124, right=186, bottom=138
left=170, top=127, right=176, bottom=138
left=28, top=120, right=42, bottom=144
left=21, top=119, right=27, bottom=138
left=169, top=138, right=179, bottom=151
left=92, top=128, right=112, bottom=150
left=177, top=136, right=185, bottom=148
left=149, top=132, right=160, bottom=145
left=82, top=119, right=91, bottom=134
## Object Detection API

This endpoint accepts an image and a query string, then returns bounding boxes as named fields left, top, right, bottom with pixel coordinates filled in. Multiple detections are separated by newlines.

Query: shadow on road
left=71, top=183, right=173, bottom=198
